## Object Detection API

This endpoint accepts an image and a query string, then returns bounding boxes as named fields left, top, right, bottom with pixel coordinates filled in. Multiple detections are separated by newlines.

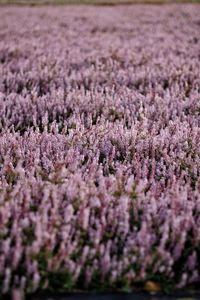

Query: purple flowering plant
left=0, top=4, right=200, bottom=296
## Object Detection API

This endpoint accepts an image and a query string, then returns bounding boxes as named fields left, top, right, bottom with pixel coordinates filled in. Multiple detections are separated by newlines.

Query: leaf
left=144, top=280, right=161, bottom=293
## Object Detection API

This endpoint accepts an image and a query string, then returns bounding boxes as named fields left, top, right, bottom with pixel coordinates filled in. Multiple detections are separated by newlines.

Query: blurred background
left=0, top=0, right=199, bottom=5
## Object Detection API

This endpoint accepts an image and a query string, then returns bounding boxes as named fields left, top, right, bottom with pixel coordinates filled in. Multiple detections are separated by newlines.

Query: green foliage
left=47, top=271, right=75, bottom=292
left=23, top=226, right=35, bottom=245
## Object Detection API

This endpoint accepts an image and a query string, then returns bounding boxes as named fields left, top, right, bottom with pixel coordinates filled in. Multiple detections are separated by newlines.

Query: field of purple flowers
left=0, top=4, right=200, bottom=296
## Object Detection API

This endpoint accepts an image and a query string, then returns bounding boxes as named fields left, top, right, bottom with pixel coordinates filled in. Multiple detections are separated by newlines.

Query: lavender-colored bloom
left=0, top=3, right=200, bottom=295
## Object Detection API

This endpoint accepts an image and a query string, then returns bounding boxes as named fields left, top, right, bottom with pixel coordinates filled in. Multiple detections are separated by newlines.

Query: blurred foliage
left=0, top=0, right=199, bottom=5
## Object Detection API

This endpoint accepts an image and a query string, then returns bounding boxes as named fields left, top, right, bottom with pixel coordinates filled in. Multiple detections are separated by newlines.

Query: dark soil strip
left=28, top=292, right=200, bottom=300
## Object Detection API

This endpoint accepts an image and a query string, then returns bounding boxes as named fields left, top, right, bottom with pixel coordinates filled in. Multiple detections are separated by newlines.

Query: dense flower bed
left=0, top=4, right=200, bottom=295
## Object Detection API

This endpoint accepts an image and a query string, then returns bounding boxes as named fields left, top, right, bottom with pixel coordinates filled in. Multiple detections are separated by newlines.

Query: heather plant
left=0, top=4, right=200, bottom=297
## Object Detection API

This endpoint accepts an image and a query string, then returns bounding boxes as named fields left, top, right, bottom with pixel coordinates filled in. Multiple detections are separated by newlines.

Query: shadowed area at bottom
left=28, top=292, right=200, bottom=300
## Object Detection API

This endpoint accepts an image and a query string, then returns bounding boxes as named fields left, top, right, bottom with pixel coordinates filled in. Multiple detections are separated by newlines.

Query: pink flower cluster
left=0, top=4, right=200, bottom=295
